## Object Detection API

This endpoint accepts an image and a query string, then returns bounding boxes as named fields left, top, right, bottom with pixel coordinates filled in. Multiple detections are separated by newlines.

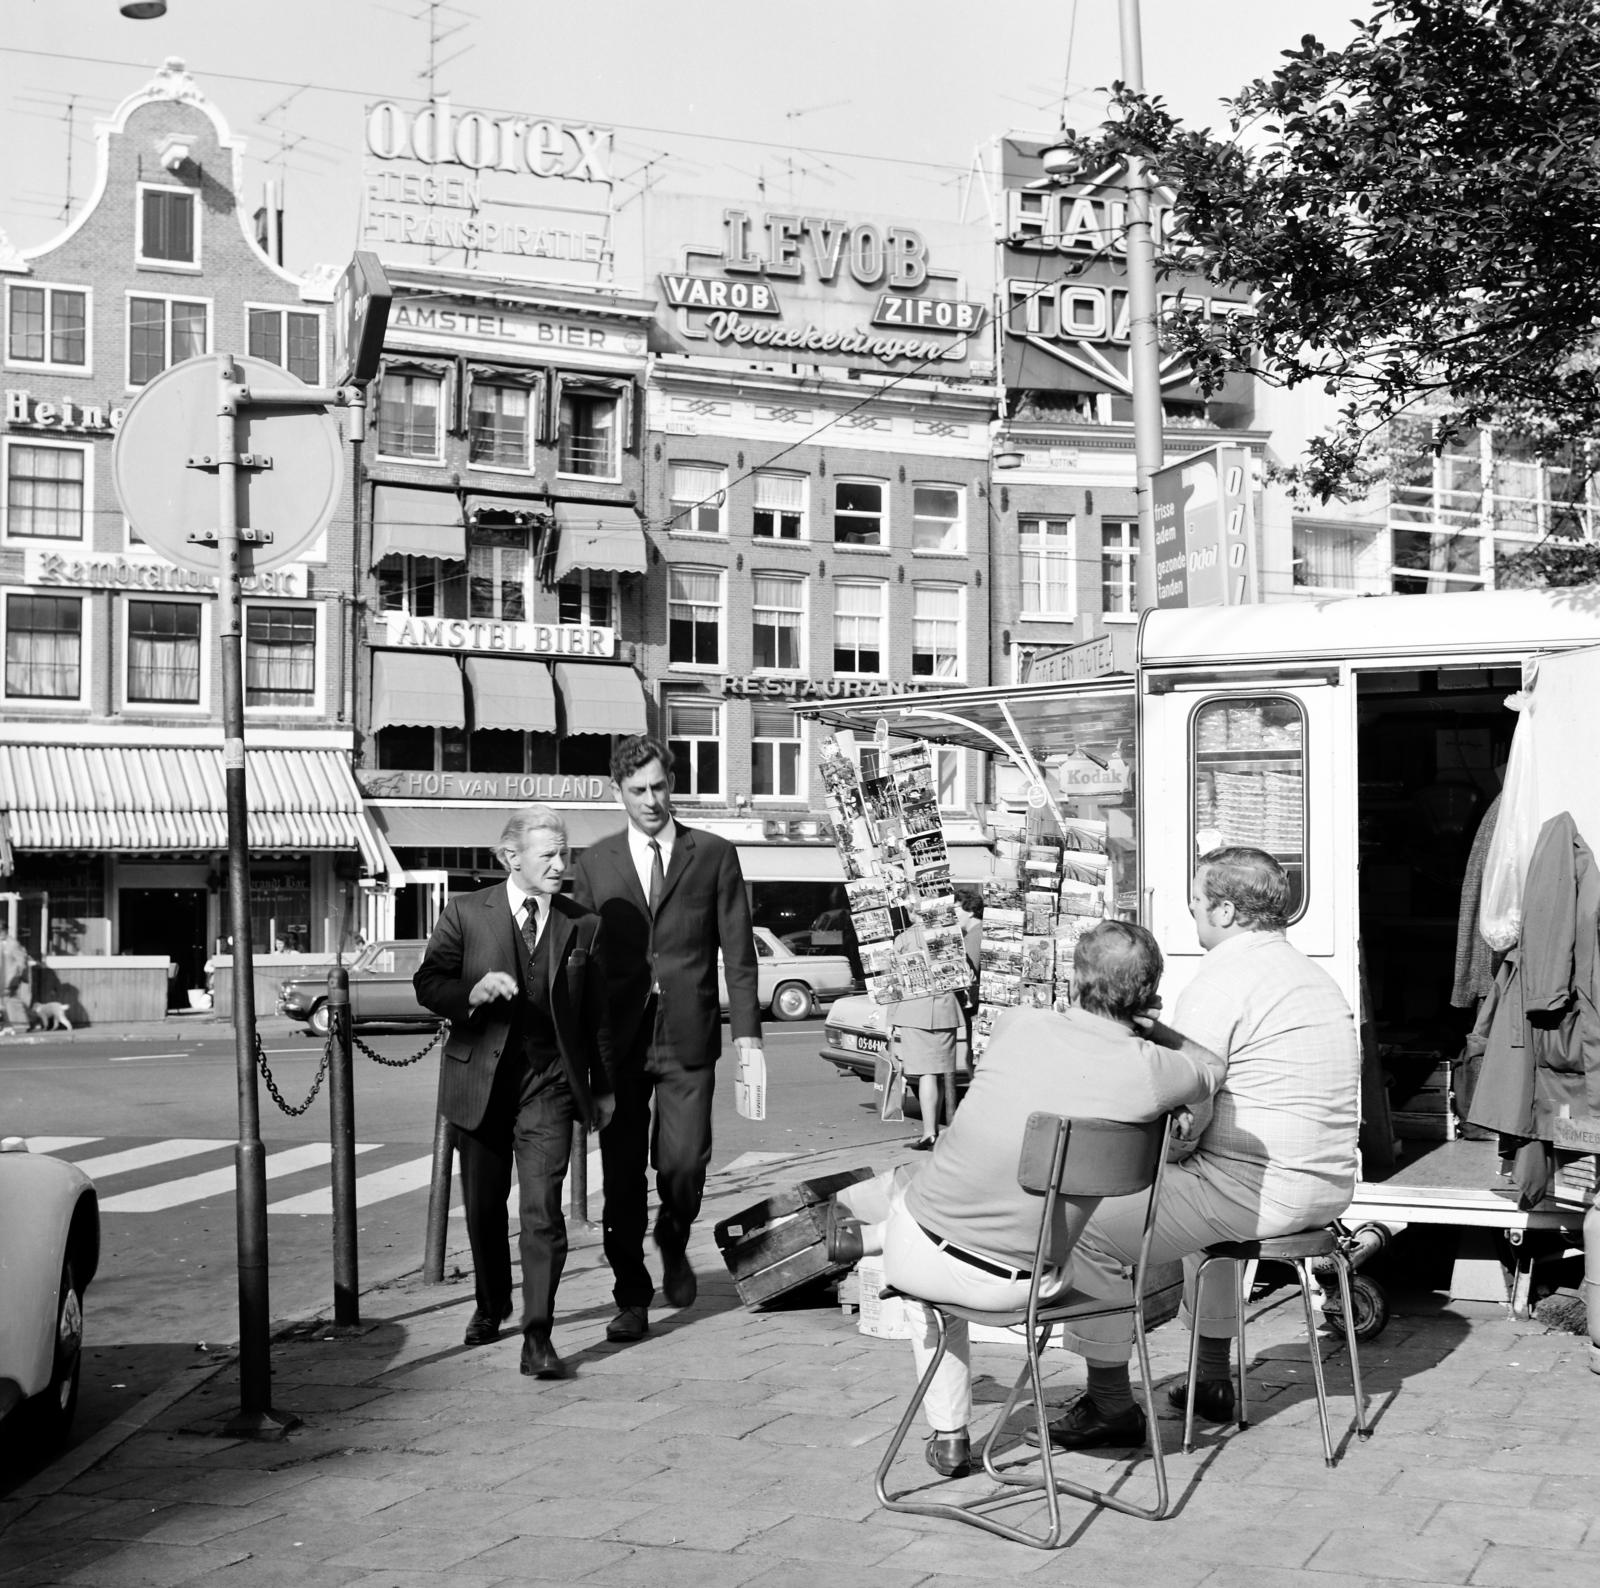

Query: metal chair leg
left=1183, top=1255, right=1207, bottom=1454
left=1331, top=1251, right=1371, bottom=1440
left=873, top=1310, right=949, bottom=1510
left=1293, top=1257, right=1337, bottom=1466
left=1234, top=1254, right=1251, bottom=1430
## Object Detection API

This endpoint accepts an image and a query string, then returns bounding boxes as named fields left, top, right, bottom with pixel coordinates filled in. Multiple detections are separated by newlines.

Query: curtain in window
left=7, top=446, right=84, bottom=538
left=753, top=576, right=802, bottom=669
left=913, top=587, right=961, bottom=678
left=246, top=609, right=315, bottom=704
left=754, top=472, right=804, bottom=511
left=4, top=595, right=80, bottom=697
left=1021, top=519, right=1073, bottom=613
left=128, top=603, right=201, bottom=702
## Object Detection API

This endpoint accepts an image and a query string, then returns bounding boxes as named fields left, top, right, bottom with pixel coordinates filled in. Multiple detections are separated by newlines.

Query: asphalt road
left=0, top=1013, right=907, bottom=1492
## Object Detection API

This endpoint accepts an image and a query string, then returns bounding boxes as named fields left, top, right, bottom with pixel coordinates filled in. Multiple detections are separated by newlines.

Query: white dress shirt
left=504, top=878, right=548, bottom=945
left=626, top=818, right=677, bottom=904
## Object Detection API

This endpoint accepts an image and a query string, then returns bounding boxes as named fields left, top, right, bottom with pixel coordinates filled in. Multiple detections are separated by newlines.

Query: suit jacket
left=414, top=887, right=616, bottom=1132
left=570, top=822, right=761, bottom=1067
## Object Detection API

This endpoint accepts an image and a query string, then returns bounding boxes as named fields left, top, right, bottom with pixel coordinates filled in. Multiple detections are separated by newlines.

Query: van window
left=1191, top=695, right=1307, bottom=921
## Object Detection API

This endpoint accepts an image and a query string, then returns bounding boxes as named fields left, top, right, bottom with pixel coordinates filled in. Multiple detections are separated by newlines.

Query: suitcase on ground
left=713, top=1167, right=874, bottom=1308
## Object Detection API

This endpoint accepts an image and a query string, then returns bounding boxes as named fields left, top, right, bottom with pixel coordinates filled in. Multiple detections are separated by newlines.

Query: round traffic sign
left=112, top=353, right=344, bottom=575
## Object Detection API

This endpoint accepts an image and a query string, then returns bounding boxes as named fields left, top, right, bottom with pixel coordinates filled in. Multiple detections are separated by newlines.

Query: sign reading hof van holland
left=998, top=137, right=1253, bottom=411
left=652, top=196, right=986, bottom=375
left=1152, top=445, right=1259, bottom=610
left=358, top=769, right=611, bottom=803
left=382, top=612, right=615, bottom=658
left=361, top=95, right=614, bottom=279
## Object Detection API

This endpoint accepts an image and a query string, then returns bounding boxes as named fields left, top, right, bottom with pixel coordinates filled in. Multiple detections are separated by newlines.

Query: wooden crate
left=713, top=1168, right=874, bottom=1308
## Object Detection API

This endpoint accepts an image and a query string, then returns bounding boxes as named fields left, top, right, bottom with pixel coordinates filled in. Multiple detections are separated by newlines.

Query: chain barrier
left=352, top=1022, right=447, bottom=1069
left=255, top=1027, right=332, bottom=1117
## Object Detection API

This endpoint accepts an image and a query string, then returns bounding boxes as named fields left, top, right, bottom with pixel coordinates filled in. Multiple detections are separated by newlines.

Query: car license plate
left=847, top=1032, right=886, bottom=1055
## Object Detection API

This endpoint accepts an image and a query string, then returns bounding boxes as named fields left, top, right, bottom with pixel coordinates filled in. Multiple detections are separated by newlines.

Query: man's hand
left=468, top=971, right=518, bottom=1007
left=593, top=1093, right=616, bottom=1131
left=734, top=1036, right=763, bottom=1054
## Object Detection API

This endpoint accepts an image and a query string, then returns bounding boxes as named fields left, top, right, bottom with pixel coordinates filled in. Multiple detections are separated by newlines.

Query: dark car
left=277, top=940, right=434, bottom=1036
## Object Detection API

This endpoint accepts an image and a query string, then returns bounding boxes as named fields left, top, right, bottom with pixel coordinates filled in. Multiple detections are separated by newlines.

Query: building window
left=1021, top=516, right=1075, bottom=617
left=667, top=696, right=721, bottom=797
left=834, top=478, right=885, bottom=546
left=5, top=442, right=87, bottom=540
left=558, top=385, right=621, bottom=478
left=128, top=295, right=208, bottom=386
left=250, top=863, right=311, bottom=953
left=753, top=470, right=806, bottom=540
left=468, top=381, right=532, bottom=470
left=378, top=370, right=444, bottom=461
left=468, top=525, right=529, bottom=620
left=752, top=574, right=804, bottom=672
left=1293, top=524, right=1361, bottom=590
left=245, top=605, right=317, bottom=708
left=934, top=746, right=964, bottom=811
left=670, top=463, right=727, bottom=534
left=912, top=584, right=963, bottom=679
left=1100, top=520, right=1140, bottom=615
left=752, top=701, right=802, bottom=799
left=4, top=592, right=81, bottom=700
left=669, top=568, right=723, bottom=667
left=912, top=484, right=964, bottom=553
left=376, top=556, right=446, bottom=617
left=557, top=572, right=615, bottom=628
left=6, top=284, right=88, bottom=369
left=247, top=306, right=321, bottom=384
left=138, top=184, right=197, bottom=266
left=833, top=580, right=884, bottom=675
left=127, top=600, right=202, bottom=705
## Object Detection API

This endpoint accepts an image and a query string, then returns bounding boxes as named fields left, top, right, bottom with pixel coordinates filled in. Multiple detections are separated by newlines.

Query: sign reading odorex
left=652, top=196, right=987, bottom=375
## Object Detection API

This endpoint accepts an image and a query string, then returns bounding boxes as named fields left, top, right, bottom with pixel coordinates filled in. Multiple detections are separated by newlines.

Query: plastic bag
left=1479, top=694, right=1539, bottom=951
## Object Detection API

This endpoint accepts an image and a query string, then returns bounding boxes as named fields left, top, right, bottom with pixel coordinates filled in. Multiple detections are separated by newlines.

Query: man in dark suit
left=414, top=806, right=615, bottom=1379
left=570, top=735, right=763, bottom=1343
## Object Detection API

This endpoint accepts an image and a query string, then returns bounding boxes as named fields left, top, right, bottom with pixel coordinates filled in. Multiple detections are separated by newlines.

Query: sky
left=2, top=0, right=1372, bottom=284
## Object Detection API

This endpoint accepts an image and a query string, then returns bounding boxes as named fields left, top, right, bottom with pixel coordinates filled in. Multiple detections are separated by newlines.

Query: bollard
left=569, top=1122, right=589, bottom=1223
left=423, top=1113, right=454, bottom=1283
left=326, top=964, right=359, bottom=1325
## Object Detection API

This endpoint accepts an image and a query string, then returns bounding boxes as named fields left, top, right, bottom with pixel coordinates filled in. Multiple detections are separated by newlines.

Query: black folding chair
left=874, top=1111, right=1176, bottom=1549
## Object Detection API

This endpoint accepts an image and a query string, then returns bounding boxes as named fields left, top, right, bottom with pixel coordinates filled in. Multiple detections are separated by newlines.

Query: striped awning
left=0, top=744, right=399, bottom=875
left=0, top=810, right=12, bottom=877
left=551, top=502, right=648, bottom=580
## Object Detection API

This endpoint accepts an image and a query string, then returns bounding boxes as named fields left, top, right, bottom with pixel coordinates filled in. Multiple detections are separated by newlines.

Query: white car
left=0, top=1137, right=99, bottom=1449
left=820, top=993, right=973, bottom=1111
left=719, top=926, right=861, bottom=1022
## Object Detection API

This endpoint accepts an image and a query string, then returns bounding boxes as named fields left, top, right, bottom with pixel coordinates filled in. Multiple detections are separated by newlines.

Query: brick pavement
left=3, top=1140, right=1598, bottom=1587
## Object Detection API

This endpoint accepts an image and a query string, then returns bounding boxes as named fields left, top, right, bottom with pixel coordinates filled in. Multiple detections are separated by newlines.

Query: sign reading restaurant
left=651, top=195, right=987, bottom=376
left=381, top=612, right=615, bottom=658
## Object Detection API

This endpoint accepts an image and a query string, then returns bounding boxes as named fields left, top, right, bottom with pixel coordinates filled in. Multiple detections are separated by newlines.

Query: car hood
left=825, top=993, right=886, bottom=1031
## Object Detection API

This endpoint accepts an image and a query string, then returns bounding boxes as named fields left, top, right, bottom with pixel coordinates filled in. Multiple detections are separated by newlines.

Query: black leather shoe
left=659, top=1246, right=698, bottom=1310
left=925, top=1430, right=971, bottom=1478
left=909, top=1136, right=936, bottom=1152
left=824, top=1201, right=864, bottom=1267
left=1166, top=1378, right=1236, bottom=1423
left=463, top=1305, right=511, bottom=1347
left=605, top=1305, right=649, bottom=1343
left=1022, top=1392, right=1147, bottom=1450
left=520, top=1328, right=565, bottom=1379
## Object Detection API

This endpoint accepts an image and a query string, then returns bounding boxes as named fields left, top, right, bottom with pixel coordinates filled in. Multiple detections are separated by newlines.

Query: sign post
left=113, top=347, right=352, bottom=1435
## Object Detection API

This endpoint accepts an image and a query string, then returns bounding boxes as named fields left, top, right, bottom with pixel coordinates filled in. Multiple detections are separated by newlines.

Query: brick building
left=0, top=60, right=382, bottom=1013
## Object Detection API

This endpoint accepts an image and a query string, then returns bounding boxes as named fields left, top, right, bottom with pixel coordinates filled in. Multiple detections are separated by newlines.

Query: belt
left=916, top=1221, right=1032, bottom=1282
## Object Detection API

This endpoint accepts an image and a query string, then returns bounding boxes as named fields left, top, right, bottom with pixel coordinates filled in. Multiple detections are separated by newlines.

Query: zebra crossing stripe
left=269, top=1154, right=436, bottom=1215
left=99, top=1141, right=382, bottom=1214
left=23, top=1136, right=102, bottom=1155
left=69, top=1139, right=233, bottom=1180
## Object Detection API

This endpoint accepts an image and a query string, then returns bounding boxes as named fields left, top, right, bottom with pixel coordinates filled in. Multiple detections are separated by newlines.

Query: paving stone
left=872, top=1525, right=1070, bottom=1577
left=207, top=1559, right=374, bottom=1588
left=579, top=1544, right=769, bottom=1588
left=1385, top=1464, right=1545, bottom=1506
left=748, top=1412, right=889, bottom=1449
left=323, top=1526, right=517, bottom=1572
left=606, top=1500, right=795, bottom=1552
left=491, top=1496, right=659, bottom=1539
left=1418, top=1499, right=1587, bottom=1552
left=129, top=1500, right=298, bottom=1546
left=463, top=1535, right=636, bottom=1580
left=1305, top=1526, right=1487, bottom=1582
left=365, top=1487, right=531, bottom=1530
left=531, top=1398, right=683, bottom=1432
left=58, top=1541, right=252, bottom=1586
left=1471, top=1541, right=1600, bottom=1585
left=199, top=1515, right=388, bottom=1563
left=738, top=1563, right=931, bottom=1588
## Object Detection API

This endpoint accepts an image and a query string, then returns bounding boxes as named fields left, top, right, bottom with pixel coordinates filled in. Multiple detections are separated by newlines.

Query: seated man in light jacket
left=831, top=920, right=1223, bottom=1478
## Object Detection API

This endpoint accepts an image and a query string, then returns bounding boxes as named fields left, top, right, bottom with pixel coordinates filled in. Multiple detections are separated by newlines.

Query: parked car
left=819, top=992, right=973, bottom=1115
left=0, top=1137, right=99, bottom=1449
left=721, top=926, right=860, bottom=1022
left=277, top=939, right=434, bottom=1036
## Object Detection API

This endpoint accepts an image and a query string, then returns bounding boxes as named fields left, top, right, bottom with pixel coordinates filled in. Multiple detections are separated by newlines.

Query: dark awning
left=551, top=502, right=648, bottom=579
left=554, top=662, right=648, bottom=736
left=467, top=493, right=543, bottom=526
left=464, top=655, right=557, bottom=733
left=371, top=485, right=465, bottom=563
left=370, top=651, right=464, bottom=731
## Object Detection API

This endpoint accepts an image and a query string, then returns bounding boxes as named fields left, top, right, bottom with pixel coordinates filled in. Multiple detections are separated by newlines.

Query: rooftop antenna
left=782, top=100, right=850, bottom=205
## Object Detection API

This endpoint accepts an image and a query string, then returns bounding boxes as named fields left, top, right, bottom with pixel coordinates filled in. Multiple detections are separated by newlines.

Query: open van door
left=1527, top=644, right=1600, bottom=847
left=1140, top=665, right=1354, bottom=1003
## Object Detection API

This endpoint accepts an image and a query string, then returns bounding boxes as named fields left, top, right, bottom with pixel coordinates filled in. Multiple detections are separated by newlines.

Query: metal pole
left=1120, top=0, right=1165, bottom=611
left=216, top=355, right=291, bottom=1436
left=327, top=964, right=359, bottom=1324
left=568, top=1122, right=589, bottom=1223
left=423, top=1113, right=454, bottom=1283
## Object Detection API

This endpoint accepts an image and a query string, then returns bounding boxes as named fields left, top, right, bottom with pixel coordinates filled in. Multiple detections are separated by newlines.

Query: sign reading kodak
left=652, top=196, right=987, bottom=376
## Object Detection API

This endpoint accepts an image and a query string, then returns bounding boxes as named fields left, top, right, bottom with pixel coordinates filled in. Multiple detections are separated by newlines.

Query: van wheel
left=34, top=1258, right=83, bottom=1448
left=307, top=1000, right=331, bottom=1037
left=771, top=982, right=813, bottom=1021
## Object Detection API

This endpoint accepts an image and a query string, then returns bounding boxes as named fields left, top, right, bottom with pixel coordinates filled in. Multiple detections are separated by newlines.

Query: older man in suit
left=415, top=805, right=615, bottom=1379
left=570, top=734, right=763, bottom=1343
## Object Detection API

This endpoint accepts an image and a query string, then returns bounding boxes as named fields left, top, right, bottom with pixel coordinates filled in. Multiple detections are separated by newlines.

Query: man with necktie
left=415, top=806, right=615, bottom=1379
left=570, top=735, right=763, bottom=1344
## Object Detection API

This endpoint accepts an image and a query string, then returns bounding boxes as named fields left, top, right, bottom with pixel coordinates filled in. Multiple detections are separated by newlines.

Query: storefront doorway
left=119, top=888, right=207, bottom=1008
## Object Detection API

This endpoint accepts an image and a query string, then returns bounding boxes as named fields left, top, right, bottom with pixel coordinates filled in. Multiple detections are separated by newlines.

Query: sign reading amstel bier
left=380, top=612, right=615, bottom=658
left=651, top=195, right=988, bottom=376
left=999, top=135, right=1253, bottom=413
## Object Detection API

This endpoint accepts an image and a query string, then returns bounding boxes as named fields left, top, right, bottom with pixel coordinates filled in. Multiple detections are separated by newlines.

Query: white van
left=802, top=586, right=1600, bottom=1335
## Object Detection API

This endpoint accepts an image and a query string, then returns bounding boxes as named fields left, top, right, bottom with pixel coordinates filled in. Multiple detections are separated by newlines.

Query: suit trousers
left=457, top=1046, right=575, bottom=1331
left=601, top=999, right=717, bottom=1308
